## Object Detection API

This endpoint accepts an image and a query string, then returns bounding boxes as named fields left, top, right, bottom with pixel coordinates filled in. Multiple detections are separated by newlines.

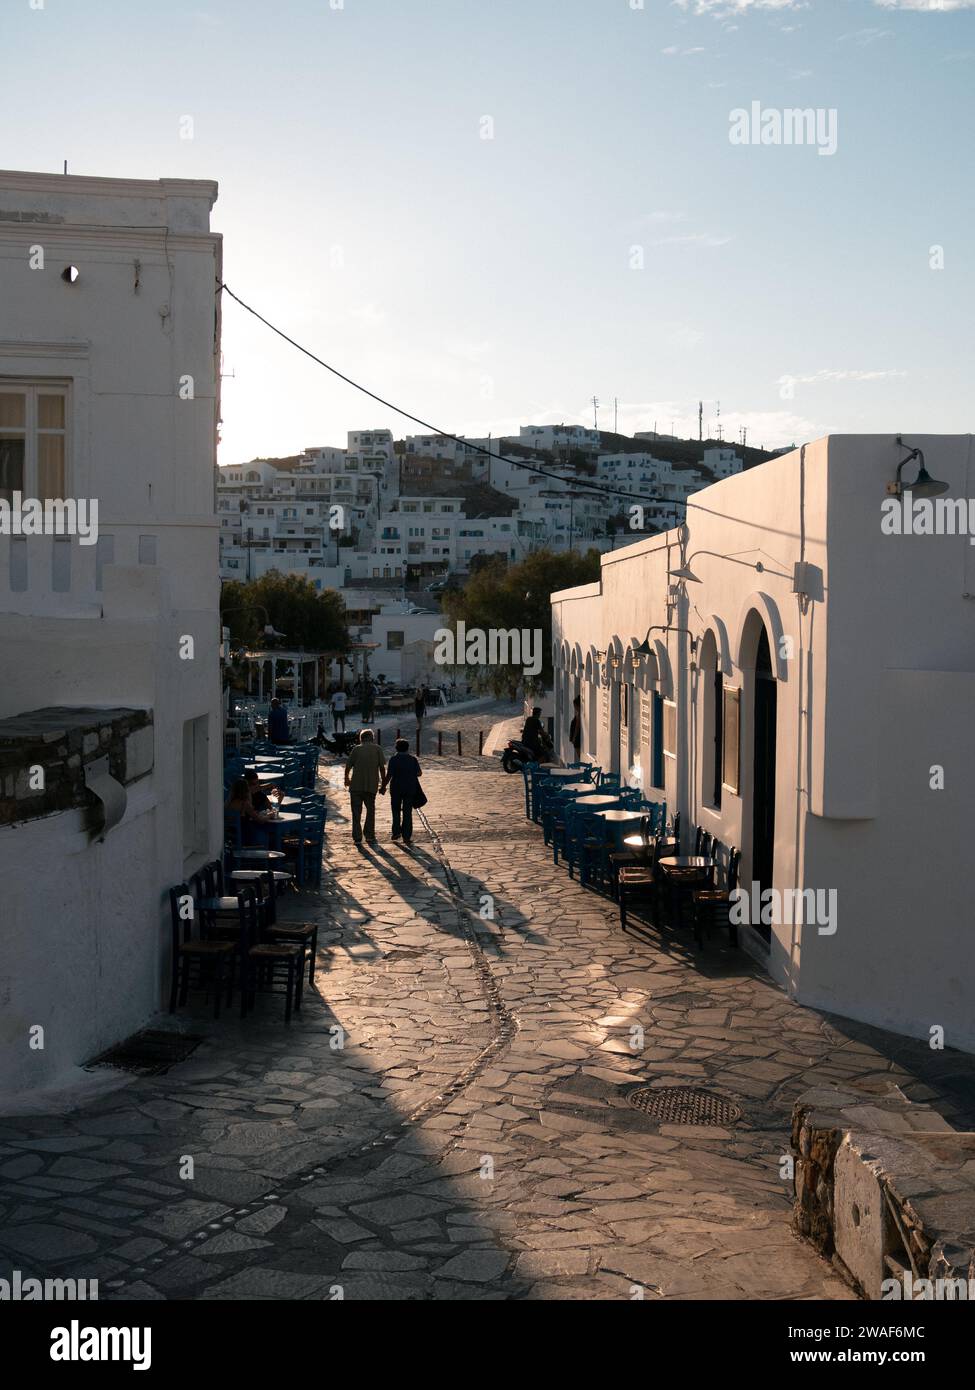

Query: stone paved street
left=3, top=701, right=975, bottom=1301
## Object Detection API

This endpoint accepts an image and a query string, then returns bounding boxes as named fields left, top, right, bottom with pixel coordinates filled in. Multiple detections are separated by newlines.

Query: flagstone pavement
left=3, top=703, right=975, bottom=1301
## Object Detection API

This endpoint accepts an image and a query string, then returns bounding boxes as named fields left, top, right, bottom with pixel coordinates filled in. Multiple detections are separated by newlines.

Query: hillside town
left=217, top=428, right=750, bottom=686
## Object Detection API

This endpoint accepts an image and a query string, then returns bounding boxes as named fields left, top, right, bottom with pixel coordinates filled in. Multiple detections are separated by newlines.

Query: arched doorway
left=752, top=626, right=777, bottom=934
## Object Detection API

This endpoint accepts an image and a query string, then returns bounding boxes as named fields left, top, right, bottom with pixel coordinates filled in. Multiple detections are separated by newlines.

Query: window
left=651, top=693, right=664, bottom=790
left=0, top=383, right=68, bottom=502
left=182, top=715, right=210, bottom=862
left=387, top=630, right=404, bottom=650
left=723, top=687, right=740, bottom=794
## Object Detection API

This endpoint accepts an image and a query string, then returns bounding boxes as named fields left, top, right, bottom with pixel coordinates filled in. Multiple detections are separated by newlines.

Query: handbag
left=411, top=784, right=428, bottom=808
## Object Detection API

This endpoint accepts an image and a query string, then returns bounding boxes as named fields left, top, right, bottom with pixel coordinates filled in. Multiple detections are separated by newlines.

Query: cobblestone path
left=3, top=703, right=974, bottom=1300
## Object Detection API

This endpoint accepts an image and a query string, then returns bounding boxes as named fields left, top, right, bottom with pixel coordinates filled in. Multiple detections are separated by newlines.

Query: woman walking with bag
left=383, top=737, right=425, bottom=846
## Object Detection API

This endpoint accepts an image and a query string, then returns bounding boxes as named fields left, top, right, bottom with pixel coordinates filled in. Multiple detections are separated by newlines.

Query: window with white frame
left=0, top=382, right=69, bottom=503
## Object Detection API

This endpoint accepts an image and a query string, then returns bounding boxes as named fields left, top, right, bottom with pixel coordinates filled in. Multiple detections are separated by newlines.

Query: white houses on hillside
left=0, top=170, right=223, bottom=1097
left=551, top=435, right=975, bottom=1054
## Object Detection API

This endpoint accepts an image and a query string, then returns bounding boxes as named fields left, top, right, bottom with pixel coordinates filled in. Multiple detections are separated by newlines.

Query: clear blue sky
left=4, top=0, right=973, bottom=461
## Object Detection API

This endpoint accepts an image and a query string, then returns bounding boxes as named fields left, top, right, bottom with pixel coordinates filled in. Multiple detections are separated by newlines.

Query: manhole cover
left=86, top=1029, right=204, bottom=1077
left=628, top=1086, right=741, bottom=1126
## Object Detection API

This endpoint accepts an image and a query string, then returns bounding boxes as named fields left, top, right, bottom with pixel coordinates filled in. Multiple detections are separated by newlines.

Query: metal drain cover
left=86, top=1029, right=204, bottom=1077
left=628, top=1086, right=741, bottom=1126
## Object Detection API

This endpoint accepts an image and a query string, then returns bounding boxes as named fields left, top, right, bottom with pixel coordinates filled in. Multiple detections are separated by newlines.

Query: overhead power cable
left=216, top=281, right=708, bottom=515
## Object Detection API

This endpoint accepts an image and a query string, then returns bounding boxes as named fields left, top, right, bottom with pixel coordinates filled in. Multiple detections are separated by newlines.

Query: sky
left=3, top=0, right=973, bottom=463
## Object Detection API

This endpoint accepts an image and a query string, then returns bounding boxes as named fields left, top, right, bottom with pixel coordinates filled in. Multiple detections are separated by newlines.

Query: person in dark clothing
left=268, top=698, right=290, bottom=744
left=244, top=767, right=278, bottom=813
left=414, top=686, right=427, bottom=725
left=383, top=737, right=423, bottom=845
left=521, top=706, right=547, bottom=759
left=569, top=695, right=582, bottom=762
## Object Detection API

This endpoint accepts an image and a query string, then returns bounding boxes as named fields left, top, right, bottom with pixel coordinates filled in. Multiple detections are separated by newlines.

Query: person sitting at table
left=244, top=767, right=280, bottom=813
left=225, top=777, right=276, bottom=847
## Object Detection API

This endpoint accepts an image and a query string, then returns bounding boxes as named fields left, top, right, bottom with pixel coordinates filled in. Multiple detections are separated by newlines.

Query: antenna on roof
left=63, top=160, right=68, bottom=175
left=698, top=400, right=703, bottom=442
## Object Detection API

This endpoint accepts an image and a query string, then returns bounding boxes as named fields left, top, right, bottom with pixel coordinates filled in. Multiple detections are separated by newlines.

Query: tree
left=440, top=548, right=601, bottom=695
left=220, top=572, right=350, bottom=654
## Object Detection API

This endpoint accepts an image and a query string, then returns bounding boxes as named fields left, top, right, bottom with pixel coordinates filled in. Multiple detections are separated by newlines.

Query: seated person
left=244, top=767, right=279, bottom=813
left=520, top=706, right=547, bottom=758
left=225, top=777, right=276, bottom=847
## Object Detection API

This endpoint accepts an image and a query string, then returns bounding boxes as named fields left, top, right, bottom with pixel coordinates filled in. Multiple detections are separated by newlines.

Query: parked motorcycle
left=501, top=736, right=560, bottom=774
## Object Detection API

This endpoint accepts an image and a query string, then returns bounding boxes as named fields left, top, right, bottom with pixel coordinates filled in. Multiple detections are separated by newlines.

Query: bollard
left=438, top=730, right=443, bottom=755
left=396, top=728, right=401, bottom=742
left=478, top=728, right=484, bottom=755
left=457, top=731, right=462, bottom=756
left=415, top=727, right=420, bottom=755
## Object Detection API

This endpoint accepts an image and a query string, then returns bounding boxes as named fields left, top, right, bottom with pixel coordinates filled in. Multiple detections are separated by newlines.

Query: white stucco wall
left=551, top=434, right=975, bottom=1053
left=0, top=171, right=223, bottom=1097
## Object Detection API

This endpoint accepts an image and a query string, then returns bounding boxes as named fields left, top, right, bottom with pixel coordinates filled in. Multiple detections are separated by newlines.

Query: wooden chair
left=237, top=886, right=304, bottom=1023
left=168, top=883, right=235, bottom=1018
left=693, top=847, right=742, bottom=950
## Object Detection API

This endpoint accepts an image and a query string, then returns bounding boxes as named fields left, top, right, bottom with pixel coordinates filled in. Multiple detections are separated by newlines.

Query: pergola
left=235, top=648, right=326, bottom=707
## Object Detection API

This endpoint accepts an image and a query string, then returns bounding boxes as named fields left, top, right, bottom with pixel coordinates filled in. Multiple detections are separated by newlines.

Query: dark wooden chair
left=237, top=885, right=304, bottom=1023
left=693, top=847, right=742, bottom=949
left=168, top=883, right=235, bottom=1018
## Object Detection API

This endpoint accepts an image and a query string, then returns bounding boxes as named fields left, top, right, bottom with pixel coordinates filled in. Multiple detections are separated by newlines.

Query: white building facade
left=0, top=170, right=223, bottom=1097
left=552, top=435, right=975, bottom=1053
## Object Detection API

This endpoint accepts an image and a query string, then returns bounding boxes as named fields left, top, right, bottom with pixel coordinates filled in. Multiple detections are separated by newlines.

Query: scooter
left=501, top=736, right=561, bottom=774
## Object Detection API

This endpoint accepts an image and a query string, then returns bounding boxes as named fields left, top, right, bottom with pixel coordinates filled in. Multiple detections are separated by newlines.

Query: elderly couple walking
left=343, top=729, right=425, bottom=847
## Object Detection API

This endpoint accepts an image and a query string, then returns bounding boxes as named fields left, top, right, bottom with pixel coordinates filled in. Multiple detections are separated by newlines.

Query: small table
left=253, top=772, right=282, bottom=785
left=624, top=834, right=677, bottom=850
left=228, top=869, right=294, bottom=885
left=196, top=896, right=240, bottom=913
left=659, top=856, right=712, bottom=871
left=543, top=769, right=581, bottom=780
left=233, top=849, right=286, bottom=863
left=252, top=756, right=287, bottom=766
left=262, top=813, right=303, bottom=848
left=595, top=810, right=643, bottom=823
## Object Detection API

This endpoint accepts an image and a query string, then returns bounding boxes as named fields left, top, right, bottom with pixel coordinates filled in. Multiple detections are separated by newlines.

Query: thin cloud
left=674, top=0, right=805, bottom=15
left=875, top=0, right=975, bottom=9
left=649, top=231, right=732, bottom=247
left=776, top=368, right=907, bottom=386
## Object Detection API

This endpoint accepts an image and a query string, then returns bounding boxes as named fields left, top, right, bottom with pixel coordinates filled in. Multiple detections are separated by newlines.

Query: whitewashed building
left=552, top=435, right=975, bottom=1053
left=0, top=170, right=223, bottom=1098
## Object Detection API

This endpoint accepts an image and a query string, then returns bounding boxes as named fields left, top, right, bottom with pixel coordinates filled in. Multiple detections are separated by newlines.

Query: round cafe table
left=573, top=794, right=620, bottom=810
left=262, top=812, right=302, bottom=848
left=232, top=848, right=286, bottom=863
left=253, top=771, right=282, bottom=785
left=658, top=856, right=712, bottom=872
left=543, top=768, right=581, bottom=780
left=594, top=809, right=643, bottom=824
left=623, top=834, right=678, bottom=851
left=252, top=756, right=287, bottom=765
left=228, top=869, right=294, bottom=883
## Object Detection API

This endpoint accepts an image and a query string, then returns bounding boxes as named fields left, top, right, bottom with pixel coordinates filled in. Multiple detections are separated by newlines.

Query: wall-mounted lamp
left=886, top=437, right=948, bottom=499
left=634, top=625, right=697, bottom=657
left=670, top=554, right=767, bottom=585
